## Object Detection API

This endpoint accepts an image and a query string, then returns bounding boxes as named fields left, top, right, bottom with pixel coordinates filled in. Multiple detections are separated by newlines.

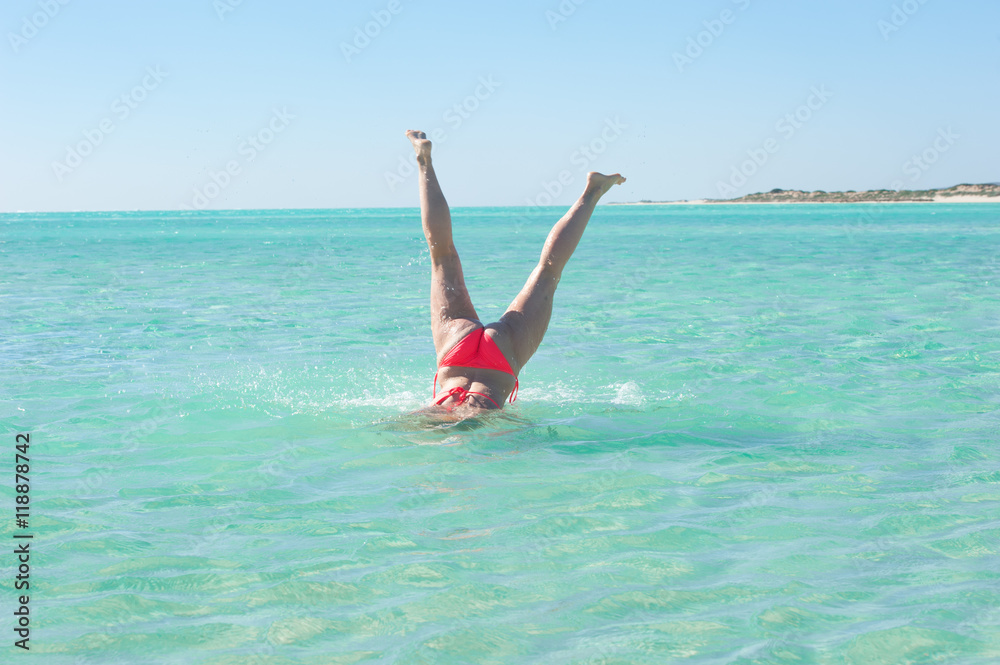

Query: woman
left=407, top=129, right=625, bottom=413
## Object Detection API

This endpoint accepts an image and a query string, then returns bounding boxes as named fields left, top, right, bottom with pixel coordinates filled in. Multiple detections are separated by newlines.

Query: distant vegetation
left=614, top=184, right=1000, bottom=205
left=721, top=183, right=1000, bottom=203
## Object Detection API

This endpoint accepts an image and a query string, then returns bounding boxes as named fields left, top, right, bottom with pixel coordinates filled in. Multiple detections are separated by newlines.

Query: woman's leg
left=406, top=130, right=480, bottom=359
left=498, top=172, right=626, bottom=371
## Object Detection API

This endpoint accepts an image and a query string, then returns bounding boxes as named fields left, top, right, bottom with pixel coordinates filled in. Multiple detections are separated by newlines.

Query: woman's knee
left=536, top=260, right=563, bottom=283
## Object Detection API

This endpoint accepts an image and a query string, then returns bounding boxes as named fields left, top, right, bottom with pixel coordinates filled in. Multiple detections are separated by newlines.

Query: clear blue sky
left=1, top=0, right=997, bottom=211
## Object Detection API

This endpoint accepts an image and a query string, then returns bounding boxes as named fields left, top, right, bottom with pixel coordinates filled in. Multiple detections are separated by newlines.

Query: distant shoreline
left=611, top=197, right=1000, bottom=206
left=613, top=184, right=1000, bottom=206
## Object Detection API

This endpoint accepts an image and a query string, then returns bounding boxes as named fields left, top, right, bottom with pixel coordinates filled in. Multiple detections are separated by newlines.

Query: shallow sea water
left=2, top=204, right=999, bottom=664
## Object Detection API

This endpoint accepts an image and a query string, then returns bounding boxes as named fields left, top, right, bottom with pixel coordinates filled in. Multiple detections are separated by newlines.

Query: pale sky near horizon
left=1, top=0, right=997, bottom=212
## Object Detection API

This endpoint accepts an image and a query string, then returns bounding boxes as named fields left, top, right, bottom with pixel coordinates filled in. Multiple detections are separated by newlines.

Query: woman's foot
left=585, top=172, right=627, bottom=199
left=406, top=130, right=433, bottom=165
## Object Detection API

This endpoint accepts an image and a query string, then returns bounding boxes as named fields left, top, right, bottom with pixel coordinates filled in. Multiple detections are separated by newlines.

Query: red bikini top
left=433, top=328, right=519, bottom=405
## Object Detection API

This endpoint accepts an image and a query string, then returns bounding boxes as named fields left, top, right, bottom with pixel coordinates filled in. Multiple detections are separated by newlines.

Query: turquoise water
left=2, top=204, right=999, bottom=664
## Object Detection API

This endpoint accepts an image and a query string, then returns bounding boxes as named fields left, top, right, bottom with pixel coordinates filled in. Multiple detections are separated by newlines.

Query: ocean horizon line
left=5, top=200, right=1000, bottom=216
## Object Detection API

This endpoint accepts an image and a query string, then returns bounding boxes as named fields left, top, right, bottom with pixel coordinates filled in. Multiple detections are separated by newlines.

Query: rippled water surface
left=2, top=204, right=999, bottom=664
